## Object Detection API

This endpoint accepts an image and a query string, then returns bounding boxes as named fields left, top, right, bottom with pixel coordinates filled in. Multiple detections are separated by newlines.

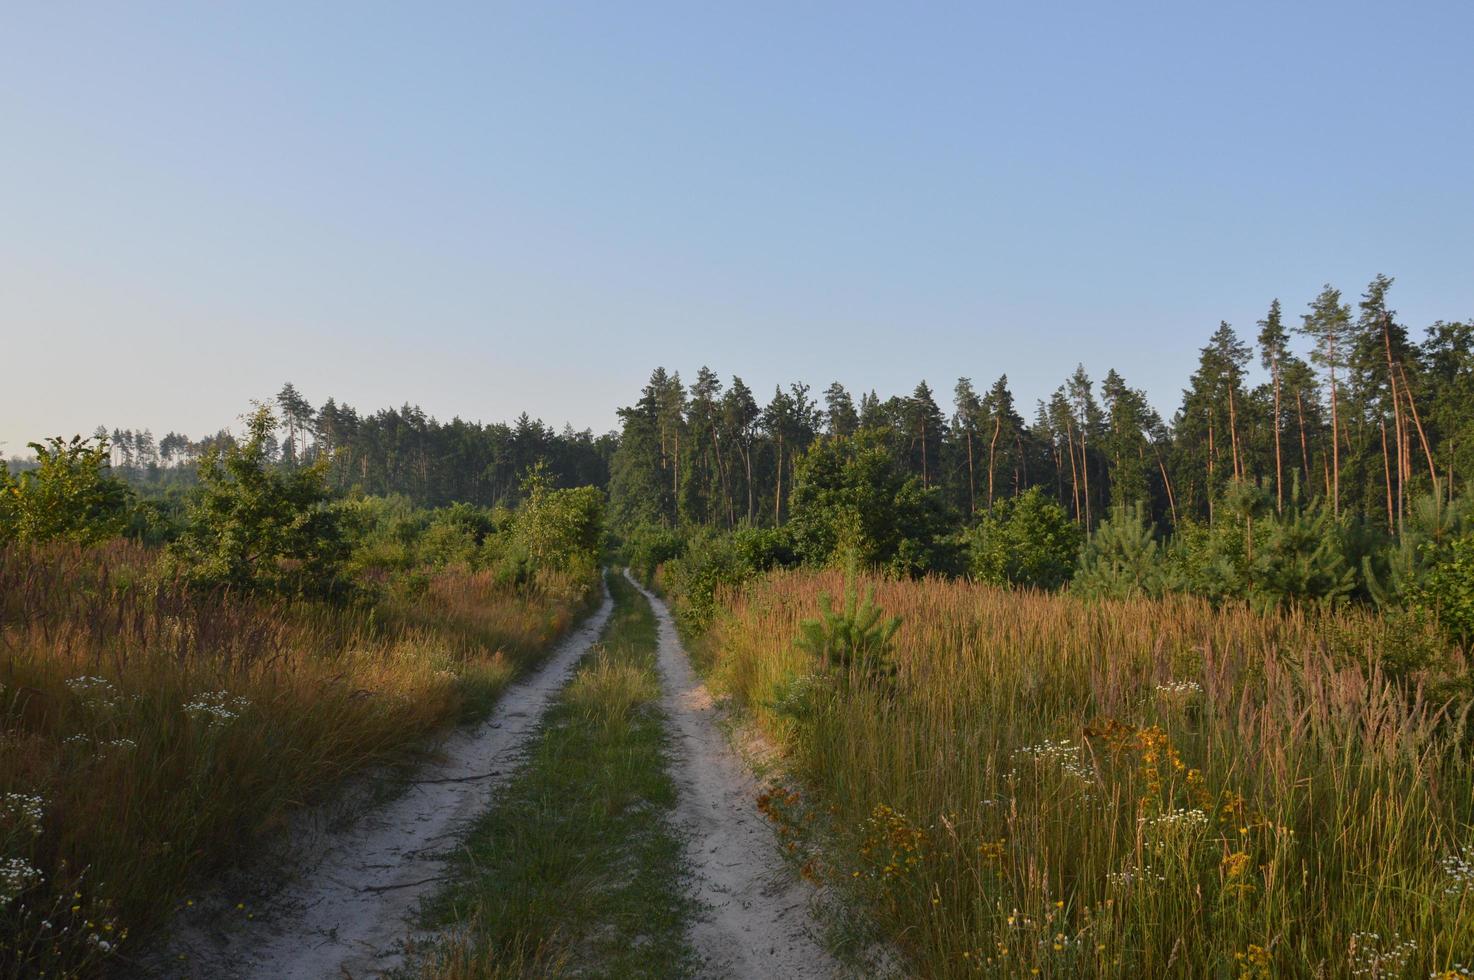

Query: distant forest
left=73, top=391, right=616, bottom=509
left=55, top=275, right=1474, bottom=532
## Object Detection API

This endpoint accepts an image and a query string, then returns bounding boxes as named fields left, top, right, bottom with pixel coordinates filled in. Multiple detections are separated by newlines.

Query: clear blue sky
left=4, top=1, right=1472, bottom=452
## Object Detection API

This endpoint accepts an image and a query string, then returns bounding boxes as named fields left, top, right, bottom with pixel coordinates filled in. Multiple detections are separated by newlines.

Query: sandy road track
left=152, top=583, right=614, bottom=980
left=628, top=573, right=842, bottom=980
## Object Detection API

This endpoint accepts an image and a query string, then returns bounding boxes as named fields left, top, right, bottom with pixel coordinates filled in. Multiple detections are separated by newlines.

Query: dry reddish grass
left=699, top=568, right=1474, bottom=977
left=0, top=541, right=592, bottom=977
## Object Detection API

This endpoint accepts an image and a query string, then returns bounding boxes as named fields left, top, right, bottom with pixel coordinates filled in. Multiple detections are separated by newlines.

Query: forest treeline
left=54, top=275, right=1472, bottom=539
left=14, top=273, right=1474, bottom=621
left=610, top=277, right=1472, bottom=535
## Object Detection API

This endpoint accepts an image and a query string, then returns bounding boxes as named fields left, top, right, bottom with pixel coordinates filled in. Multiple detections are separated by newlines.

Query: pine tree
left=982, top=375, right=1026, bottom=508
left=1300, top=285, right=1352, bottom=516
left=906, top=381, right=945, bottom=490
left=721, top=377, right=761, bottom=524
left=1257, top=300, right=1289, bottom=512
left=952, top=378, right=983, bottom=514
left=823, top=382, right=859, bottom=438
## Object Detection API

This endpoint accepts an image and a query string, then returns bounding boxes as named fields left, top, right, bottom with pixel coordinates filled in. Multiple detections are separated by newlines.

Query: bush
left=0, top=436, right=131, bottom=545
left=1073, top=502, right=1169, bottom=599
left=621, top=523, right=688, bottom=583
left=787, top=432, right=956, bottom=577
left=1163, top=482, right=1355, bottom=609
left=509, top=466, right=603, bottom=579
left=1410, top=531, right=1474, bottom=645
left=795, top=576, right=901, bottom=685
left=966, top=488, right=1082, bottom=590
left=166, top=406, right=352, bottom=601
left=661, top=526, right=797, bottom=633
left=1366, top=494, right=1471, bottom=607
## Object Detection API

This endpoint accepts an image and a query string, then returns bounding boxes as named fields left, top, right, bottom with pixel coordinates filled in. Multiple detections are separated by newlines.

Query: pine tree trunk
left=1227, top=385, right=1242, bottom=483
left=987, top=414, right=1001, bottom=512
left=1296, top=390, right=1311, bottom=485
left=965, top=429, right=976, bottom=514
left=1329, top=365, right=1340, bottom=517
left=1272, top=364, right=1284, bottom=513
left=1396, top=362, right=1441, bottom=494
left=710, top=429, right=733, bottom=528
left=774, top=436, right=783, bottom=526
left=921, top=422, right=929, bottom=488
left=1207, top=415, right=1216, bottom=526
left=1153, top=440, right=1178, bottom=528
left=1380, top=417, right=1394, bottom=531
left=1078, top=418, right=1092, bottom=526
left=1384, top=317, right=1407, bottom=527
left=1063, top=419, right=1081, bottom=523
left=1016, top=434, right=1027, bottom=495
left=743, top=444, right=754, bottom=524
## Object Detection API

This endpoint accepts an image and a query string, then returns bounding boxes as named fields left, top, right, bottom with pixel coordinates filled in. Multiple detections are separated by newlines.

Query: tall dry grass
left=0, top=540, right=593, bottom=977
left=701, top=569, right=1474, bottom=977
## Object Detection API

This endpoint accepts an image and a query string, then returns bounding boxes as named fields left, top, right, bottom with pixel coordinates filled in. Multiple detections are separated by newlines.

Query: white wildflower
left=1154, top=679, right=1203, bottom=697
left=0, top=857, right=42, bottom=903
left=65, top=676, right=120, bottom=710
left=0, top=793, right=45, bottom=834
left=1348, top=932, right=1418, bottom=978
left=1107, top=863, right=1166, bottom=889
left=1014, top=739, right=1097, bottom=789
left=1443, top=843, right=1474, bottom=895
left=182, top=691, right=251, bottom=727
left=1140, top=808, right=1210, bottom=849
left=1141, top=807, right=1209, bottom=830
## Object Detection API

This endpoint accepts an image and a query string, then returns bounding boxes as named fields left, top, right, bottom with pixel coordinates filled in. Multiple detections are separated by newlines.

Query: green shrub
left=510, top=465, right=603, bottom=579
left=622, top=523, right=687, bottom=582
left=661, top=526, right=797, bottom=633
left=787, top=432, right=956, bottom=577
left=1410, top=531, right=1474, bottom=645
left=967, top=488, right=1082, bottom=590
left=166, top=406, right=353, bottom=601
left=1073, top=502, right=1169, bottom=599
left=1162, top=482, right=1356, bottom=609
left=0, top=436, right=131, bottom=545
left=795, top=575, right=901, bottom=684
left=1366, top=494, right=1471, bottom=607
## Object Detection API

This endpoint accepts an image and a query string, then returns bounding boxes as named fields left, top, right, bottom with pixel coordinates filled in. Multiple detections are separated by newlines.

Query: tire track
left=628, top=572, right=842, bottom=980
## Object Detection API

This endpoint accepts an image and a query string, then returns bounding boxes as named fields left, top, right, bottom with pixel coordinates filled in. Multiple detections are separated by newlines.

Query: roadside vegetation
left=414, top=572, right=695, bottom=979
left=0, top=408, right=604, bottom=978
left=673, top=568, right=1474, bottom=977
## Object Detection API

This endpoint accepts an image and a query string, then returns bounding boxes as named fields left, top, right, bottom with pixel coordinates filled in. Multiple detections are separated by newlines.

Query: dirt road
left=628, top=573, right=842, bottom=980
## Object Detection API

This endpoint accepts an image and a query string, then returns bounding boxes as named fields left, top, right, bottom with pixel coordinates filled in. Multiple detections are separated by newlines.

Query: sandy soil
left=627, top=573, right=843, bottom=980
left=148, top=583, right=614, bottom=980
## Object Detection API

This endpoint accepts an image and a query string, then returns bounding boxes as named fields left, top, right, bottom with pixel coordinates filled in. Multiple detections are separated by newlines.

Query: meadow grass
left=0, top=540, right=593, bottom=978
left=415, top=571, right=696, bottom=979
left=692, top=568, right=1474, bottom=978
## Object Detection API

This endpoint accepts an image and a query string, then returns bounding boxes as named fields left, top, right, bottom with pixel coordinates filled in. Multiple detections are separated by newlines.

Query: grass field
left=416, top=571, right=694, bottom=978
left=692, top=568, right=1474, bottom=978
left=0, top=541, right=593, bottom=978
